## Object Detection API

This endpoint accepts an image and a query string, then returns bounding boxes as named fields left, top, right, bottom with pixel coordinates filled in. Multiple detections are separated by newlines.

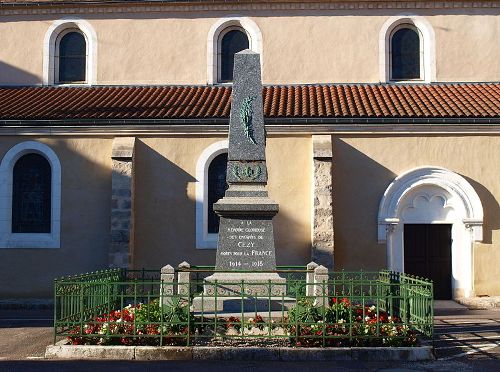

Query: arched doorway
left=378, top=167, right=483, bottom=299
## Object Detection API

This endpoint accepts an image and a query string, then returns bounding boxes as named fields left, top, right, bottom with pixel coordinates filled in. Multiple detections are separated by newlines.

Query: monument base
left=191, top=272, right=288, bottom=313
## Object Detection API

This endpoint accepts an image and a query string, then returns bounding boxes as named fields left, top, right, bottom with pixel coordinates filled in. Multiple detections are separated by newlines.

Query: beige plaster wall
left=133, top=135, right=312, bottom=270
left=0, top=137, right=112, bottom=298
left=332, top=135, right=500, bottom=296
left=0, top=6, right=498, bottom=85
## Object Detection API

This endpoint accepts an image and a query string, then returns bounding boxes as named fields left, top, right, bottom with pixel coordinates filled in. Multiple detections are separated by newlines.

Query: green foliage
left=134, top=299, right=163, bottom=323
left=287, top=297, right=418, bottom=347
left=288, top=298, right=322, bottom=324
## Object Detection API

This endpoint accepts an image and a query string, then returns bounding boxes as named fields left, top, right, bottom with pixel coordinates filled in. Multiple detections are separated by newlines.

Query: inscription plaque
left=215, top=218, right=277, bottom=271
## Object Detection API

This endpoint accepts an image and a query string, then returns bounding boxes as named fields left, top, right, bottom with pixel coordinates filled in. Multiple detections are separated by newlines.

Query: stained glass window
left=220, top=29, right=249, bottom=82
left=391, top=27, right=421, bottom=80
left=207, top=153, right=228, bottom=233
left=12, top=154, right=51, bottom=233
left=59, top=31, right=86, bottom=83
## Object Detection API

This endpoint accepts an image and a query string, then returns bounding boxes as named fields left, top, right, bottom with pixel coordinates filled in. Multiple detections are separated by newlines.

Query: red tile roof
left=0, top=83, right=498, bottom=123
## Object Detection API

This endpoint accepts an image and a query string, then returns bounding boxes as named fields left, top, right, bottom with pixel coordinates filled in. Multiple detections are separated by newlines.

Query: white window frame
left=195, top=140, right=228, bottom=249
left=379, top=15, right=436, bottom=83
left=43, top=17, right=97, bottom=86
left=0, top=141, right=61, bottom=249
left=207, top=16, right=263, bottom=85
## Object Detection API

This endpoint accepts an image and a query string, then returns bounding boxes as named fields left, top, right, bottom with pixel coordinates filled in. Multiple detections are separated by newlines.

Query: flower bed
left=68, top=299, right=191, bottom=346
left=67, top=297, right=417, bottom=347
left=288, top=297, right=417, bottom=347
left=56, top=268, right=432, bottom=348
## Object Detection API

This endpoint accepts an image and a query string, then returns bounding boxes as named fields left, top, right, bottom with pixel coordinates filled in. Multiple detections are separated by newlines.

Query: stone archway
left=378, top=167, right=483, bottom=299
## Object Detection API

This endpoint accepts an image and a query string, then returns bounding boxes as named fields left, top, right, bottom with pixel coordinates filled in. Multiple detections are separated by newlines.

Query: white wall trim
left=43, top=17, right=97, bottom=86
left=206, top=16, right=263, bottom=84
left=0, top=141, right=61, bottom=248
left=379, top=14, right=436, bottom=83
left=195, top=140, right=228, bottom=249
left=378, top=166, right=484, bottom=298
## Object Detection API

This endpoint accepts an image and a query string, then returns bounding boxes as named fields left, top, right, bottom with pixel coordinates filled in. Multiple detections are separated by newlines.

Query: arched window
left=57, top=31, right=87, bottom=83
left=195, top=140, right=228, bottom=249
left=379, top=16, right=435, bottom=83
left=12, top=154, right=51, bottom=233
left=390, top=26, right=421, bottom=80
left=207, top=17, right=262, bottom=84
left=207, top=153, right=228, bottom=233
left=219, top=28, right=249, bottom=83
left=43, top=18, right=97, bottom=86
left=0, top=141, right=61, bottom=249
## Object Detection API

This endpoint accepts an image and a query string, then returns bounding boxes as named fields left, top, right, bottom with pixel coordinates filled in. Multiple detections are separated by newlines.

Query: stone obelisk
left=203, top=50, right=285, bottom=297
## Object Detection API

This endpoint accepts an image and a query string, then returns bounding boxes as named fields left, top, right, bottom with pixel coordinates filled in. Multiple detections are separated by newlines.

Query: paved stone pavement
left=0, top=307, right=498, bottom=371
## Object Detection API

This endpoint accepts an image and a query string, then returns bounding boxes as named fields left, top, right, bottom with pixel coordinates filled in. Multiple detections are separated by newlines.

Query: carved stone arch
left=378, top=166, right=483, bottom=299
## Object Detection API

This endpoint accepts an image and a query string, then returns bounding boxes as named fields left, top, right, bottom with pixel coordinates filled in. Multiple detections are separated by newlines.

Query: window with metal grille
left=12, top=154, right=51, bottom=233
left=58, top=31, right=86, bottom=83
left=391, top=26, right=421, bottom=80
left=219, top=29, right=249, bottom=83
left=207, top=153, right=228, bottom=233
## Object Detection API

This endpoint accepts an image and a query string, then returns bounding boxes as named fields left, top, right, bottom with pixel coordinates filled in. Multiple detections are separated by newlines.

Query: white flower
left=98, top=323, right=108, bottom=335
left=365, top=316, right=371, bottom=322
left=338, top=319, right=345, bottom=324
left=370, top=305, right=376, bottom=311
left=388, top=316, right=392, bottom=321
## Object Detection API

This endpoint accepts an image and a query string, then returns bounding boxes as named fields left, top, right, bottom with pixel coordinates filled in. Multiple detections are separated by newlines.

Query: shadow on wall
left=132, top=139, right=202, bottom=269
left=272, top=201, right=311, bottom=267
left=332, top=138, right=396, bottom=272
left=0, top=61, right=40, bottom=86
left=0, top=137, right=111, bottom=299
left=132, top=138, right=310, bottom=270
left=462, top=176, right=500, bottom=244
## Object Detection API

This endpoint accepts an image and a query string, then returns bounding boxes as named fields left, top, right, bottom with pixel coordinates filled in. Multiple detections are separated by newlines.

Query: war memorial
left=45, top=51, right=434, bottom=361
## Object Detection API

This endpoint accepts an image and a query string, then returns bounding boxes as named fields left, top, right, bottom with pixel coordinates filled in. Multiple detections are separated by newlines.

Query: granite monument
left=200, top=50, right=286, bottom=303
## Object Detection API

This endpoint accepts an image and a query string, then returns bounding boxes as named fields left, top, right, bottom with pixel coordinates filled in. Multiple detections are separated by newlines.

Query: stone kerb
left=46, top=343, right=435, bottom=361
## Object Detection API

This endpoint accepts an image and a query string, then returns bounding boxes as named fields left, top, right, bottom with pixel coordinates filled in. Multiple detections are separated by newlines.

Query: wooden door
left=404, top=224, right=452, bottom=300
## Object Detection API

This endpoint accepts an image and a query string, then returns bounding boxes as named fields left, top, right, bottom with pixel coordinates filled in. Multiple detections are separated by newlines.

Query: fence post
left=306, top=262, right=318, bottom=297
left=161, top=264, right=175, bottom=307
left=314, top=265, right=329, bottom=307
left=177, top=261, right=191, bottom=300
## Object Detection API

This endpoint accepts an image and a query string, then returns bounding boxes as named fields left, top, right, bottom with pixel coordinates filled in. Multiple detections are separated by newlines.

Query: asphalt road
left=0, top=308, right=498, bottom=371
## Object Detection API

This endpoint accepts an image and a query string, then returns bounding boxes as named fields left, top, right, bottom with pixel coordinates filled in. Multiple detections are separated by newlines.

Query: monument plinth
left=199, top=50, right=286, bottom=306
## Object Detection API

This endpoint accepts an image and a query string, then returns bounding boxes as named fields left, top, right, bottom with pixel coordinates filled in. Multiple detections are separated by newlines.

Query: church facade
left=0, top=0, right=499, bottom=301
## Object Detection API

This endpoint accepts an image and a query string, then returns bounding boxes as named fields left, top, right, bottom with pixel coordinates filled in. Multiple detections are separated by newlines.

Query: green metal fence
left=54, top=267, right=433, bottom=347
